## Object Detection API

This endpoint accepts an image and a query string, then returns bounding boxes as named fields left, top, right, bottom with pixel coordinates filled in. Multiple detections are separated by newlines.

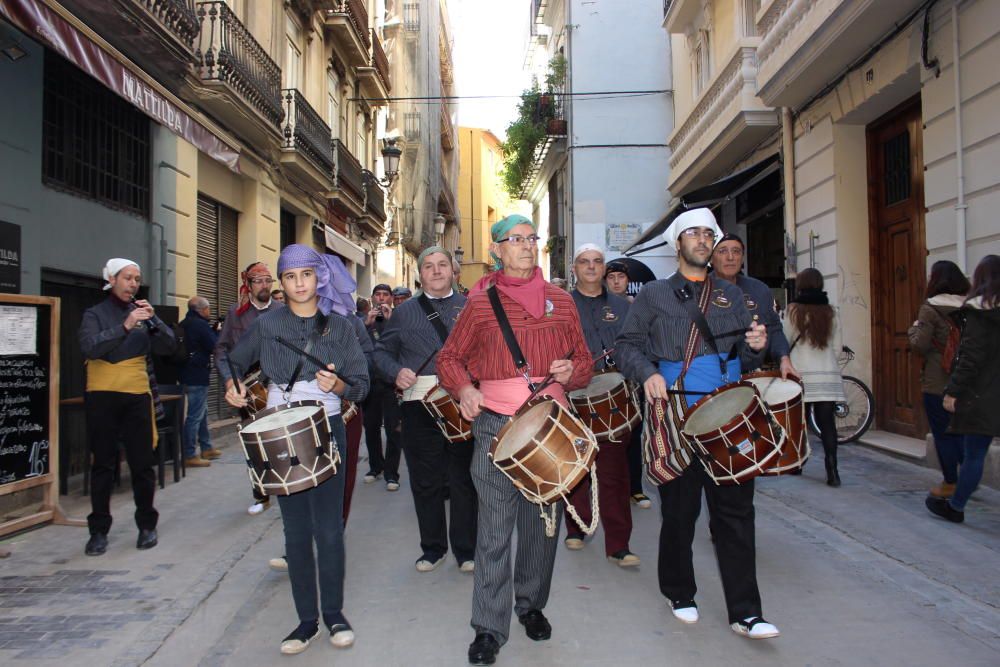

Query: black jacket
left=179, top=308, right=219, bottom=386
left=945, top=298, right=1000, bottom=437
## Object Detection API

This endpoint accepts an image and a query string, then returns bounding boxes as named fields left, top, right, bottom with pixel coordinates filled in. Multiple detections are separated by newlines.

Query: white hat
left=102, top=258, right=140, bottom=290
left=573, top=243, right=604, bottom=262
left=663, top=208, right=722, bottom=247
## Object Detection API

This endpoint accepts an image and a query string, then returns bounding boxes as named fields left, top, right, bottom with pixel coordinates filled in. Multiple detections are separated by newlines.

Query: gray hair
left=189, top=296, right=210, bottom=311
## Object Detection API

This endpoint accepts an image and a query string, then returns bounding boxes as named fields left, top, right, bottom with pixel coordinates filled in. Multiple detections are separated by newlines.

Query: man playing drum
left=437, top=215, right=592, bottom=666
left=710, top=232, right=798, bottom=380
left=563, top=244, right=640, bottom=567
left=216, top=261, right=285, bottom=515
left=614, top=208, right=780, bottom=640
left=224, top=244, right=369, bottom=656
left=373, top=246, right=478, bottom=574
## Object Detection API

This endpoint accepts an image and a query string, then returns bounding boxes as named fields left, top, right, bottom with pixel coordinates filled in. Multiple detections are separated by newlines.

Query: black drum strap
left=487, top=286, right=535, bottom=391
left=669, top=274, right=737, bottom=380
left=285, top=312, right=328, bottom=394
left=416, top=293, right=450, bottom=344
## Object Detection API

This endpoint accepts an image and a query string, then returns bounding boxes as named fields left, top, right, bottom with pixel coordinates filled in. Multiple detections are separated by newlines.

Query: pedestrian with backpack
left=908, top=261, right=969, bottom=500
left=180, top=296, right=220, bottom=467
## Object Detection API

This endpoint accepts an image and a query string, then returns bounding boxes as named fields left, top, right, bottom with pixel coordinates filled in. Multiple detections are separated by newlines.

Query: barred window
left=42, top=52, right=150, bottom=218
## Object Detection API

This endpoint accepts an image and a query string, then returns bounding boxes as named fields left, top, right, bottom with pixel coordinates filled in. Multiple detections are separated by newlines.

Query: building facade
left=662, top=0, right=1000, bottom=441
left=0, top=0, right=391, bottom=429
left=376, top=0, right=459, bottom=290
left=520, top=0, right=675, bottom=280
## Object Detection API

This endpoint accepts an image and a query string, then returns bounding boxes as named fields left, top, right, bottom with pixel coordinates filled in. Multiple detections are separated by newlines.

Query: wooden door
left=867, top=97, right=926, bottom=438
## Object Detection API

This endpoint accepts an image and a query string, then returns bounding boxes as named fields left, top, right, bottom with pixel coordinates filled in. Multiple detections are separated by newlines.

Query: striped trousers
left=470, top=410, right=562, bottom=646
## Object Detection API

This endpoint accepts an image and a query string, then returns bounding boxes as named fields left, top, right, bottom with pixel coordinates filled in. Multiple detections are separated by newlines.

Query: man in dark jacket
left=180, top=296, right=219, bottom=466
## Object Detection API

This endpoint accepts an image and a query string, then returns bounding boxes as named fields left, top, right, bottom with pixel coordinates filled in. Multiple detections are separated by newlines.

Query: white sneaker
left=670, top=601, right=699, bottom=624
left=731, top=617, right=780, bottom=639
left=386, top=480, right=400, bottom=492
left=329, top=627, right=355, bottom=648
left=415, top=553, right=446, bottom=572
left=564, top=536, right=584, bottom=551
left=268, top=556, right=288, bottom=572
left=247, top=500, right=270, bottom=515
left=459, top=560, right=475, bottom=573
left=363, top=472, right=380, bottom=484
left=279, top=624, right=320, bottom=655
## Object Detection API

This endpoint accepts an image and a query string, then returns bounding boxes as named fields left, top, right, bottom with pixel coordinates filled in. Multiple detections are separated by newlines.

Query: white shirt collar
left=252, top=298, right=273, bottom=311
left=427, top=289, right=454, bottom=300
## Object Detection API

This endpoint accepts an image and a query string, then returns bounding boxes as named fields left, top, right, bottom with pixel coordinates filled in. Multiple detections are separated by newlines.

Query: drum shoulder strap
left=416, top=293, right=450, bottom=345
left=487, top=286, right=534, bottom=389
left=285, top=312, right=328, bottom=394
left=671, top=275, right=734, bottom=378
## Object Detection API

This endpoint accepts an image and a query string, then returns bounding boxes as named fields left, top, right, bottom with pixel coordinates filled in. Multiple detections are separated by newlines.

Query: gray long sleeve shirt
left=570, top=288, right=630, bottom=372
left=614, top=274, right=765, bottom=385
left=734, top=274, right=790, bottom=360
left=78, top=296, right=176, bottom=362
left=215, top=300, right=284, bottom=381
left=373, top=292, right=466, bottom=383
left=227, top=307, right=369, bottom=403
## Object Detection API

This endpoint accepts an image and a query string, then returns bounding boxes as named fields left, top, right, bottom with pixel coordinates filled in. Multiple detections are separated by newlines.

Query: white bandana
left=663, top=208, right=723, bottom=248
left=102, top=258, right=140, bottom=290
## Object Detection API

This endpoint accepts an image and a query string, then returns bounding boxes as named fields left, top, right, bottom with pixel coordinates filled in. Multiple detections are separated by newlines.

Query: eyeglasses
left=251, top=277, right=275, bottom=286
left=498, top=234, right=541, bottom=246
left=714, top=247, right=744, bottom=257
left=680, top=228, right=718, bottom=242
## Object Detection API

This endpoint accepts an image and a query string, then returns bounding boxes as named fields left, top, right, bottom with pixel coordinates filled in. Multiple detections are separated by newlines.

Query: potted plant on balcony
left=501, top=85, right=546, bottom=197
left=543, top=54, right=568, bottom=135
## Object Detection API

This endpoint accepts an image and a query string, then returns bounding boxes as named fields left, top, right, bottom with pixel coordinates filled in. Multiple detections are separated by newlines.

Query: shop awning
left=324, top=225, right=367, bottom=266
left=624, top=154, right=781, bottom=256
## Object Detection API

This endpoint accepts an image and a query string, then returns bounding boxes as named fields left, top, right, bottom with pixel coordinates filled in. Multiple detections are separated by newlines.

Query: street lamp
left=363, top=138, right=402, bottom=189
left=433, top=214, right=446, bottom=238
left=454, top=246, right=464, bottom=264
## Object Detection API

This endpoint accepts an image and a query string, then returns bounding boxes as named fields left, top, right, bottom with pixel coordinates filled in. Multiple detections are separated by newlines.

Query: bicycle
left=806, top=346, right=875, bottom=443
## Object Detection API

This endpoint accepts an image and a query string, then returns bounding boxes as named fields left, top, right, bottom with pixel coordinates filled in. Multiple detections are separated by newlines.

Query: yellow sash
left=86, top=357, right=158, bottom=449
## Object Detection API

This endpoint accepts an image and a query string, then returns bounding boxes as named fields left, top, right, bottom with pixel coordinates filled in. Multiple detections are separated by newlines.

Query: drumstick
left=394, top=349, right=438, bottom=400
left=516, top=350, right=574, bottom=414
left=223, top=346, right=244, bottom=395
left=273, top=336, right=354, bottom=386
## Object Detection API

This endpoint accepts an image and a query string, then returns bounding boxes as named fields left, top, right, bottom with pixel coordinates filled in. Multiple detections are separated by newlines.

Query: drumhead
left=243, top=405, right=322, bottom=433
left=684, top=386, right=756, bottom=433
left=568, top=372, right=625, bottom=398
left=746, top=376, right=801, bottom=404
left=493, top=402, right=552, bottom=460
left=425, top=385, right=447, bottom=402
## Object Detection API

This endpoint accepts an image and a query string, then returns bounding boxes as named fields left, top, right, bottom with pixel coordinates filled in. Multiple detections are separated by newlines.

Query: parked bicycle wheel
left=807, top=376, right=874, bottom=443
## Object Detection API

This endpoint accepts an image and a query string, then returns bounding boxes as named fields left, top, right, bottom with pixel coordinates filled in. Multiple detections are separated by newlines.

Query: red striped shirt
left=438, top=285, right=593, bottom=397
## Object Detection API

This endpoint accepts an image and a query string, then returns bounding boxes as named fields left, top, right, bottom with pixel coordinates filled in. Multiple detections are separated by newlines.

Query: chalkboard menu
left=0, top=302, right=52, bottom=485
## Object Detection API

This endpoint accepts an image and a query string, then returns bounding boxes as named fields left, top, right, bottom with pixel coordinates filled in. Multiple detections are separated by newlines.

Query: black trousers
left=85, top=391, right=159, bottom=535
left=363, top=382, right=401, bottom=481
left=627, top=396, right=645, bottom=496
left=400, top=402, right=477, bottom=562
left=657, top=463, right=761, bottom=624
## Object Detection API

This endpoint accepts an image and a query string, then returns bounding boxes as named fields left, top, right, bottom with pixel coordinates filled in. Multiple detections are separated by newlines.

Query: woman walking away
left=783, top=268, right=846, bottom=487
left=908, top=261, right=969, bottom=499
left=926, top=255, right=1000, bottom=524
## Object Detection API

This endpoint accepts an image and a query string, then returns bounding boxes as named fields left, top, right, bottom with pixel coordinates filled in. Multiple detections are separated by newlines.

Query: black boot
left=825, top=455, right=841, bottom=487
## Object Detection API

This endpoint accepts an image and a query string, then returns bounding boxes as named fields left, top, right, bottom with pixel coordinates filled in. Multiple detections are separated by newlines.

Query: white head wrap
left=102, top=258, right=140, bottom=291
left=572, top=243, right=604, bottom=262
left=663, top=208, right=723, bottom=248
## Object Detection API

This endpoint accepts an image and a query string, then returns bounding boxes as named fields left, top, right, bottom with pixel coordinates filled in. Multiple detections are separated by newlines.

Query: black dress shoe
left=925, top=495, right=964, bottom=523
left=85, top=533, right=108, bottom=556
left=468, top=632, right=499, bottom=665
left=518, top=609, right=551, bottom=641
left=136, top=528, right=158, bottom=550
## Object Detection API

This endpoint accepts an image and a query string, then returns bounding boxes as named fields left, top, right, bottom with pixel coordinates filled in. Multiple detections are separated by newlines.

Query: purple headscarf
left=277, top=244, right=357, bottom=317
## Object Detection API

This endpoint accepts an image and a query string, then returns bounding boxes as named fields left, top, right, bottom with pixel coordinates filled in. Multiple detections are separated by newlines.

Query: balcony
left=193, top=2, right=284, bottom=144
left=440, top=105, right=455, bottom=151
left=331, top=138, right=365, bottom=214
left=59, top=0, right=199, bottom=89
left=667, top=41, right=779, bottom=194
left=755, top=0, right=926, bottom=108
left=280, top=89, right=335, bottom=191
left=323, top=0, right=371, bottom=67
left=357, top=29, right=391, bottom=102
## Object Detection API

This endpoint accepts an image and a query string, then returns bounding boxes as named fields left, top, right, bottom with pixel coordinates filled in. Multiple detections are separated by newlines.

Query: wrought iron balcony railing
left=133, top=0, right=200, bottom=48
left=328, top=0, right=371, bottom=49
left=440, top=105, right=455, bottom=150
left=282, top=89, right=335, bottom=174
left=372, top=29, right=391, bottom=92
left=334, top=138, right=364, bottom=199
left=194, top=1, right=284, bottom=127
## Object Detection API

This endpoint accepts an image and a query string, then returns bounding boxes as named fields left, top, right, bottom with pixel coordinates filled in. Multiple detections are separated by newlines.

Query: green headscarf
left=489, top=214, right=536, bottom=270
left=417, top=245, right=452, bottom=266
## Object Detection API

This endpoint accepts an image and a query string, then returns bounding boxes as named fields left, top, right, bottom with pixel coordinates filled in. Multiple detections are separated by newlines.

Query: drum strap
left=488, top=286, right=536, bottom=390
left=285, top=313, right=328, bottom=395
left=416, top=293, right=451, bottom=344
left=670, top=274, right=737, bottom=381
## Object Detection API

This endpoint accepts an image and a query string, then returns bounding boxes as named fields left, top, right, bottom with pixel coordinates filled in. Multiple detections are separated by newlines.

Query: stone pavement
left=1, top=432, right=998, bottom=666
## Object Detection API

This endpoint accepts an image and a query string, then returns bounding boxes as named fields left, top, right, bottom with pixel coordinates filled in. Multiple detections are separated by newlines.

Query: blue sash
left=658, top=354, right=740, bottom=411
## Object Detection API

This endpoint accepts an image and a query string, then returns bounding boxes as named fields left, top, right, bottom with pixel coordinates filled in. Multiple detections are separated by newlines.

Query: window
left=692, top=31, right=711, bottom=96
left=42, top=52, right=150, bottom=217
left=285, top=16, right=301, bottom=90
left=356, top=110, right=368, bottom=165
left=740, top=0, right=760, bottom=38
left=327, top=71, right=340, bottom=141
